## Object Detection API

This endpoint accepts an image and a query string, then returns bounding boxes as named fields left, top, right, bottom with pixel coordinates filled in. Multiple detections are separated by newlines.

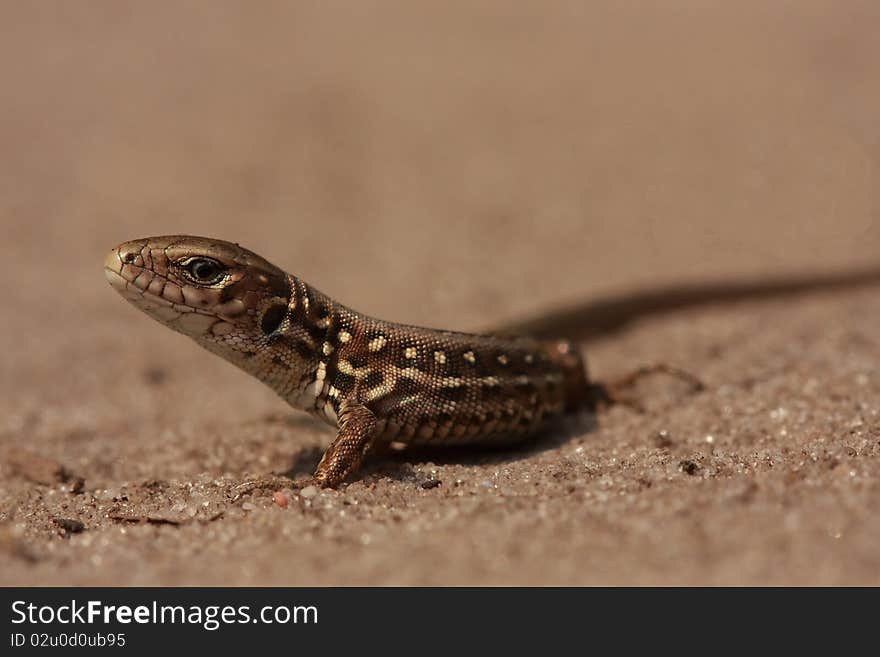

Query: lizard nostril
left=122, top=251, right=137, bottom=264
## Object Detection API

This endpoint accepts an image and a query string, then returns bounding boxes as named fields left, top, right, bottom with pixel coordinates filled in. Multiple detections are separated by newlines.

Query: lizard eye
left=182, top=257, right=226, bottom=285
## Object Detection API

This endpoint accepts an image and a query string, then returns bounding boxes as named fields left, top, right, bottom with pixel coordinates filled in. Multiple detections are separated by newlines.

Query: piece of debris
left=7, top=447, right=83, bottom=488
left=420, top=478, right=442, bottom=490
left=108, top=513, right=181, bottom=526
left=66, top=477, right=86, bottom=494
left=679, top=459, right=701, bottom=475
left=143, top=367, right=168, bottom=385
left=53, top=518, right=85, bottom=535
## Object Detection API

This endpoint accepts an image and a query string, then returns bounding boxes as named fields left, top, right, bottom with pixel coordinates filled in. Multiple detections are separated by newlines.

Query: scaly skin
left=104, top=235, right=595, bottom=487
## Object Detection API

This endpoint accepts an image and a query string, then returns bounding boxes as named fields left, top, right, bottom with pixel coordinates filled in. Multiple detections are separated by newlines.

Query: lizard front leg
left=313, top=400, right=378, bottom=488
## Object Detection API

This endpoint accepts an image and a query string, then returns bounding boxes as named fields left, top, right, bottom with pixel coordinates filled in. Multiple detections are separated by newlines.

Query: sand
left=1, top=1, right=879, bottom=586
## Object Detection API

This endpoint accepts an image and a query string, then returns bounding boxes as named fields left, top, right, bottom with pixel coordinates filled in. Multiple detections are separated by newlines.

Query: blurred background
left=2, top=0, right=879, bottom=586
left=3, top=0, right=878, bottom=321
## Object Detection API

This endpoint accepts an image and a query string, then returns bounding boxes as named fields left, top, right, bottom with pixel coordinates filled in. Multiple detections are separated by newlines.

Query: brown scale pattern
left=285, top=283, right=582, bottom=447
left=104, top=235, right=593, bottom=487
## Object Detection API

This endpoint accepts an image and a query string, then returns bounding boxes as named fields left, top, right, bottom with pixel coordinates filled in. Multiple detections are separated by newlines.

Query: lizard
left=100, top=235, right=702, bottom=488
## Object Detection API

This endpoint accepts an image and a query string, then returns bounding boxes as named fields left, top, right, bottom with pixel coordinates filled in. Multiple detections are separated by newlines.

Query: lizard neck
left=255, top=275, right=349, bottom=422
left=191, top=273, right=342, bottom=420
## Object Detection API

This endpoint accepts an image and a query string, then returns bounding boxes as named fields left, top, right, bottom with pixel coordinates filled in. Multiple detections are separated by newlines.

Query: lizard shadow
left=493, top=264, right=880, bottom=341
left=364, top=411, right=599, bottom=483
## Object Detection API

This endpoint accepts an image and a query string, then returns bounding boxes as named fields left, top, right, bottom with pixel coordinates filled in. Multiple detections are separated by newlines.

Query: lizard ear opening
left=260, top=303, right=288, bottom=335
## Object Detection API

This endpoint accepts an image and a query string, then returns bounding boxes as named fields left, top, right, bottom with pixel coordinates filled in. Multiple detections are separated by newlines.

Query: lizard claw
left=231, top=474, right=295, bottom=501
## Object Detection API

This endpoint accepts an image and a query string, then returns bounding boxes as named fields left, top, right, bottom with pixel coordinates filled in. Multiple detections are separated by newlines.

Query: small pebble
left=97, top=489, right=118, bottom=501
left=273, top=490, right=291, bottom=508
left=299, top=485, right=319, bottom=499
left=241, top=502, right=256, bottom=512
left=420, top=478, right=442, bottom=490
left=655, top=430, right=674, bottom=448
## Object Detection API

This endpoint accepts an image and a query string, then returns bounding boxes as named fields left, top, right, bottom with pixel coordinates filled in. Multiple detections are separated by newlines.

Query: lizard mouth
left=104, top=246, right=248, bottom=341
left=104, top=266, right=172, bottom=309
left=105, top=263, right=183, bottom=322
left=103, top=264, right=144, bottom=297
left=103, top=248, right=174, bottom=308
left=103, top=264, right=128, bottom=289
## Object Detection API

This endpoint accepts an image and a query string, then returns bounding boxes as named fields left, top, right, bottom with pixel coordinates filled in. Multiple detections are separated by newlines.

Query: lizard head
left=104, top=235, right=293, bottom=360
